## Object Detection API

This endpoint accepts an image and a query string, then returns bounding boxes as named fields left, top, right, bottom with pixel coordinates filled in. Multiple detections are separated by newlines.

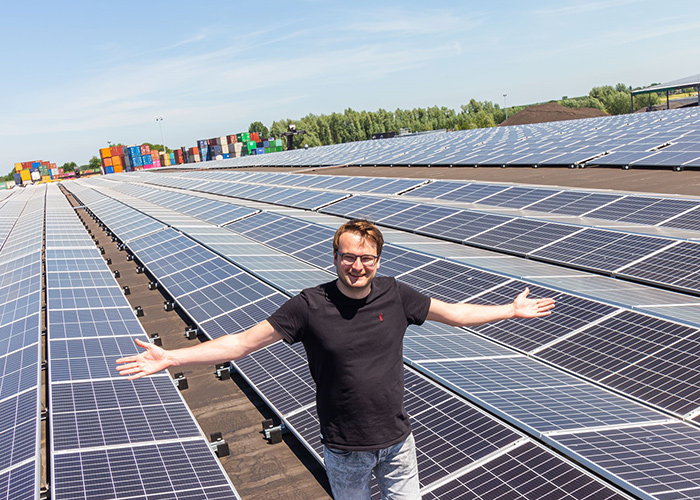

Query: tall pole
left=503, top=94, right=508, bottom=120
left=155, top=116, right=165, bottom=153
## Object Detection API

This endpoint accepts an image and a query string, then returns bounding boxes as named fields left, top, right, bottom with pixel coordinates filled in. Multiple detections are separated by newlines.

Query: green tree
left=61, top=161, right=77, bottom=173
left=88, top=156, right=101, bottom=170
left=249, top=121, right=270, bottom=139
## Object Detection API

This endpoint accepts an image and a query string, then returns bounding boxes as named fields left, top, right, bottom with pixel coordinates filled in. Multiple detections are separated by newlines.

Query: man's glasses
left=336, top=252, right=379, bottom=267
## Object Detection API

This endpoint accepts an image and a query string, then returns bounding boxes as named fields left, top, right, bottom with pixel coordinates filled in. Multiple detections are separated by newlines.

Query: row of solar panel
left=67, top=178, right=700, bottom=499
left=77, top=176, right=700, bottom=420
left=64, top=180, right=637, bottom=499
left=157, top=167, right=700, bottom=232
left=125, top=171, right=700, bottom=296
left=44, top=185, right=241, bottom=500
left=0, top=186, right=46, bottom=500
left=152, top=107, right=700, bottom=169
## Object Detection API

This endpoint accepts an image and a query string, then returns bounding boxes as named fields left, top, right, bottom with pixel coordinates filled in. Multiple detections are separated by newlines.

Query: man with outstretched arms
left=117, top=219, right=555, bottom=500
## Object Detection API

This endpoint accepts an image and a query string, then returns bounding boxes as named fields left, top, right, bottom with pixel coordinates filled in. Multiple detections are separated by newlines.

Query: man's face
left=334, top=231, right=381, bottom=298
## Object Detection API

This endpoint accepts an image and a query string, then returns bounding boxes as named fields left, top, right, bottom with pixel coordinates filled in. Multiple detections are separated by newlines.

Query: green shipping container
left=248, top=141, right=256, bottom=149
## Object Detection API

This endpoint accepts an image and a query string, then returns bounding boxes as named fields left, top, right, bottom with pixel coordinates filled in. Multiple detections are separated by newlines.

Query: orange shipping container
left=103, top=157, right=113, bottom=167
left=100, top=147, right=112, bottom=159
left=114, top=164, right=123, bottom=173
left=112, top=156, right=123, bottom=166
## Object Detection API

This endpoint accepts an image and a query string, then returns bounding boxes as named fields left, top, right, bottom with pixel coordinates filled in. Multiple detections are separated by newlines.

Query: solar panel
left=416, top=357, right=665, bottom=434
left=422, top=441, right=629, bottom=500
left=466, top=219, right=582, bottom=255
left=530, top=229, right=674, bottom=273
left=618, top=241, right=700, bottom=293
left=417, top=211, right=515, bottom=243
left=52, top=440, right=240, bottom=500
left=398, top=261, right=510, bottom=302
left=547, top=422, right=700, bottom=500
left=469, top=282, right=619, bottom=352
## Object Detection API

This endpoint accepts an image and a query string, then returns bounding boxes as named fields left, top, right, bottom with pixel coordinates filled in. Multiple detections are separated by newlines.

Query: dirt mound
left=501, top=101, right=607, bottom=126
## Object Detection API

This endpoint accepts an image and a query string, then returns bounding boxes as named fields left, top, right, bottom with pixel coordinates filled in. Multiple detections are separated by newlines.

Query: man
left=117, top=219, right=555, bottom=499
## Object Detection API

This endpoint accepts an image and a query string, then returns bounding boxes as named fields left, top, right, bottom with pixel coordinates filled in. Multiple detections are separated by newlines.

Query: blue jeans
left=323, top=433, right=420, bottom=500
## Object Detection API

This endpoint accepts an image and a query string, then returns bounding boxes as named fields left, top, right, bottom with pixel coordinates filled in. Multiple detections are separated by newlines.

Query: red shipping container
left=140, top=144, right=150, bottom=155
left=111, top=145, right=124, bottom=156
left=251, top=132, right=260, bottom=142
left=227, top=135, right=237, bottom=144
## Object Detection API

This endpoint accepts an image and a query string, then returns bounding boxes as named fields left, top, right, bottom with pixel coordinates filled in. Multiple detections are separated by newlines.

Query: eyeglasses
left=336, top=252, right=379, bottom=267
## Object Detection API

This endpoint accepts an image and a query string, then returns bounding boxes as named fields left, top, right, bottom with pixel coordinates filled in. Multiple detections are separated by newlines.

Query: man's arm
left=426, top=287, right=555, bottom=327
left=116, top=320, right=283, bottom=380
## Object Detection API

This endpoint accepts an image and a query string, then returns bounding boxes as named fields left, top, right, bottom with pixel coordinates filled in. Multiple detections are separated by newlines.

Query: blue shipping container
left=105, top=166, right=115, bottom=174
left=133, top=155, right=143, bottom=167
left=256, top=147, right=265, bottom=155
left=142, top=155, right=153, bottom=165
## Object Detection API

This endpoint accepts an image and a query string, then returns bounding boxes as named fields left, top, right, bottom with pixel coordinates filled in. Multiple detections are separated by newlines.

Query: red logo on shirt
left=379, top=314, right=383, bottom=321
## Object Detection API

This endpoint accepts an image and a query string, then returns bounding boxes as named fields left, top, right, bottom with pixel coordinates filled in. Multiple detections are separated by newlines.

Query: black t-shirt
left=268, top=277, right=431, bottom=451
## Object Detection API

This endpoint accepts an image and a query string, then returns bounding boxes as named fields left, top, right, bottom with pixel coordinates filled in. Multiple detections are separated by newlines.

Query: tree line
left=252, top=83, right=663, bottom=149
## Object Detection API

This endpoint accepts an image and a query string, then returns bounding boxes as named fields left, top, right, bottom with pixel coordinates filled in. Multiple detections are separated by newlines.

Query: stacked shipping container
left=98, top=130, right=285, bottom=175
left=13, top=160, right=59, bottom=185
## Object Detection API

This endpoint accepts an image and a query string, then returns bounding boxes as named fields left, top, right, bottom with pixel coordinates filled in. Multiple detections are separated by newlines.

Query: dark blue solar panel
left=470, top=282, right=618, bottom=352
left=550, top=423, right=700, bottom=500
left=418, top=211, right=514, bottom=243
left=619, top=241, right=700, bottom=293
left=378, top=204, right=458, bottom=231
left=438, top=183, right=509, bottom=203
left=398, top=261, right=509, bottom=302
left=200, top=294, right=289, bottom=339
left=51, top=377, right=200, bottom=450
left=423, top=441, right=628, bottom=500
left=531, top=229, right=673, bottom=272
left=319, top=195, right=383, bottom=219
left=0, top=461, right=36, bottom=500
left=467, top=219, right=581, bottom=255
left=224, top=211, right=284, bottom=234
left=376, top=245, right=437, bottom=277
left=47, top=308, right=143, bottom=338
left=52, top=440, right=239, bottom=500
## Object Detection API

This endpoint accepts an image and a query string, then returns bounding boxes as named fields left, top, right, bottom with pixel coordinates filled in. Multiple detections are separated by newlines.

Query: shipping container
left=100, top=147, right=112, bottom=159
left=110, top=145, right=124, bottom=157
left=114, top=164, right=123, bottom=173
left=140, top=144, right=150, bottom=155
left=103, top=157, right=113, bottom=167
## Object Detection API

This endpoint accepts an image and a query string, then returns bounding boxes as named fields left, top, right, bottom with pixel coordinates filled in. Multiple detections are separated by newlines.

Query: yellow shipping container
left=14, top=163, right=22, bottom=173
left=42, top=176, right=51, bottom=183
left=99, top=147, right=112, bottom=159
left=20, top=170, right=30, bottom=181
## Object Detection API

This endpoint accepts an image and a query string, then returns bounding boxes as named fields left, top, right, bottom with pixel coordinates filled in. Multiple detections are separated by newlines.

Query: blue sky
left=2, top=0, right=699, bottom=170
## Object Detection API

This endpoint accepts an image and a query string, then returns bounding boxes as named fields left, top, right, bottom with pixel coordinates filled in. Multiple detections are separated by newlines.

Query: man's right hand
left=116, top=338, right=171, bottom=380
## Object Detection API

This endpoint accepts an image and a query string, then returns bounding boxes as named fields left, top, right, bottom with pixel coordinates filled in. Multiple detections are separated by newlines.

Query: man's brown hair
left=333, top=219, right=384, bottom=256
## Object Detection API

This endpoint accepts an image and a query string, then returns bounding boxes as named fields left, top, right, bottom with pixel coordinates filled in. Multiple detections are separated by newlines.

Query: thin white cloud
left=346, top=8, right=483, bottom=37
left=535, top=0, right=642, bottom=16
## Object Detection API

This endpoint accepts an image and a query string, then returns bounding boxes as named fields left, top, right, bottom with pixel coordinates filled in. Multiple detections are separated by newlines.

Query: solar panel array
left=162, top=107, right=700, bottom=170
left=0, top=186, right=44, bottom=500
left=62, top=180, right=636, bottom=498
left=61, top=171, right=700, bottom=499
left=44, top=185, right=241, bottom=500
left=118, top=170, right=700, bottom=297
